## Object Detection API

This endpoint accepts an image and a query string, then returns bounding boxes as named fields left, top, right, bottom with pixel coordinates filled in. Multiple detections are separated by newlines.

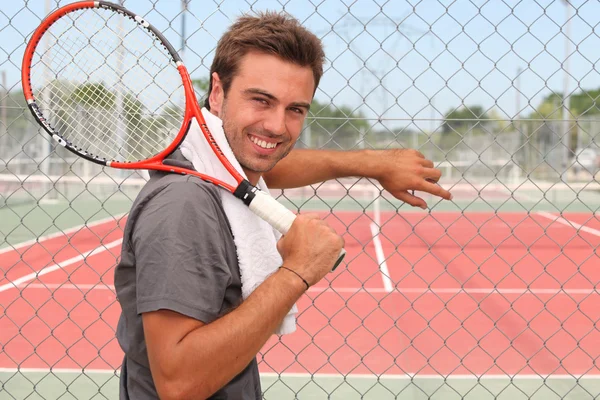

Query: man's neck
left=243, top=168, right=261, bottom=186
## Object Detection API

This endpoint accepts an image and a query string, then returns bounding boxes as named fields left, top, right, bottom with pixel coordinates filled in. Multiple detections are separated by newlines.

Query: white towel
left=179, top=108, right=297, bottom=335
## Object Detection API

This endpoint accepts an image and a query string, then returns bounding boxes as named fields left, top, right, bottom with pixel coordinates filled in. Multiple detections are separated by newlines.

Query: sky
left=2, top=0, right=600, bottom=132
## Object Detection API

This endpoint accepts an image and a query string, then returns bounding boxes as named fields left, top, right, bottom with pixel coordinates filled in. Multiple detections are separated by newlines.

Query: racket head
left=21, top=1, right=190, bottom=167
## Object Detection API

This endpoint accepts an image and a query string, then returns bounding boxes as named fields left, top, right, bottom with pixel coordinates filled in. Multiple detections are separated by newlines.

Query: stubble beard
left=220, top=101, right=294, bottom=174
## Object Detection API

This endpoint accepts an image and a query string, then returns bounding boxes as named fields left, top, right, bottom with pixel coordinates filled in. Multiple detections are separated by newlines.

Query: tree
left=192, top=77, right=210, bottom=93
left=68, top=83, right=158, bottom=161
left=532, top=89, right=600, bottom=119
left=532, top=92, right=563, bottom=119
left=530, top=89, right=600, bottom=153
left=70, top=84, right=110, bottom=153
left=306, top=100, right=370, bottom=149
left=192, top=77, right=210, bottom=106
left=442, top=105, right=488, bottom=134
left=439, top=105, right=491, bottom=150
left=72, top=83, right=115, bottom=109
left=570, top=89, right=600, bottom=117
left=122, top=93, right=153, bottom=159
left=1, top=89, right=37, bottom=161
left=2, top=89, right=32, bottom=134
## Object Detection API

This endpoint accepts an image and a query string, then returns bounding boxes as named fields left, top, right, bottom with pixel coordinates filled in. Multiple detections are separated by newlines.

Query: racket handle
left=248, top=190, right=345, bottom=271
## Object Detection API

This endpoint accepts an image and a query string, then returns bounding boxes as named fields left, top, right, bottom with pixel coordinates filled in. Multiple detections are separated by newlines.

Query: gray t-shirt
left=114, top=151, right=261, bottom=399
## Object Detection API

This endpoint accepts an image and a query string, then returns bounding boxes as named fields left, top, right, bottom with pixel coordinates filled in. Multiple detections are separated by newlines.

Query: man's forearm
left=264, top=149, right=378, bottom=189
left=155, top=268, right=305, bottom=400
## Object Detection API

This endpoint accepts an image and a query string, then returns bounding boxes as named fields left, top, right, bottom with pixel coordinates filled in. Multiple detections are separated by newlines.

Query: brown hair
left=204, top=11, right=325, bottom=109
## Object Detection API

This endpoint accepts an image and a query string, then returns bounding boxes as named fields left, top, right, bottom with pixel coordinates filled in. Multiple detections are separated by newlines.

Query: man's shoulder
left=140, top=173, right=223, bottom=209
left=123, top=173, right=228, bottom=238
left=137, top=149, right=223, bottom=208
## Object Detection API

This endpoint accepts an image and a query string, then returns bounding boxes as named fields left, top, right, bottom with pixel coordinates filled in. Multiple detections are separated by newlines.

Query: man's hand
left=369, top=149, right=452, bottom=209
left=276, top=214, right=344, bottom=286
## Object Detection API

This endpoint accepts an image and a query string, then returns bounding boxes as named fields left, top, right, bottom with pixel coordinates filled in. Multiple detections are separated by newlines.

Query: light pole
left=40, top=0, right=53, bottom=176
left=1, top=70, right=6, bottom=157
left=562, top=0, right=572, bottom=180
left=181, top=0, right=189, bottom=110
left=181, top=0, right=188, bottom=58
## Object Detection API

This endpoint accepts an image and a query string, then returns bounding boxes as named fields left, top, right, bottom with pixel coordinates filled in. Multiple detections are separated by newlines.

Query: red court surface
left=1, top=211, right=599, bottom=377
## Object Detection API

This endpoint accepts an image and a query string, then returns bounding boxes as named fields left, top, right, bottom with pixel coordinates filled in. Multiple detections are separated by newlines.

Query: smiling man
left=209, top=51, right=313, bottom=185
left=114, top=12, right=450, bottom=400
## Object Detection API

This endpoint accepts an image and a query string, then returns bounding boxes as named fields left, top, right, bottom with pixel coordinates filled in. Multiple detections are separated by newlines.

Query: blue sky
left=2, top=0, right=599, bottom=132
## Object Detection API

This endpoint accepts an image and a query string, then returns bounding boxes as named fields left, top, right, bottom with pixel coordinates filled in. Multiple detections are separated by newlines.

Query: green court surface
left=2, top=371, right=600, bottom=399
left=0, top=198, right=132, bottom=249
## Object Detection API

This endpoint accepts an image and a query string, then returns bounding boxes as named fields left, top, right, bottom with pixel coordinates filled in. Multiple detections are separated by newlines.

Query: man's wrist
left=279, top=266, right=309, bottom=290
left=330, top=149, right=378, bottom=180
left=357, top=149, right=383, bottom=180
left=276, top=264, right=309, bottom=294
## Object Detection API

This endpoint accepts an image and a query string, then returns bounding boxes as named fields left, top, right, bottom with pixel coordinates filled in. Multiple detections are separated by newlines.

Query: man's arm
left=143, top=214, right=344, bottom=400
left=263, top=148, right=452, bottom=209
left=144, top=268, right=304, bottom=400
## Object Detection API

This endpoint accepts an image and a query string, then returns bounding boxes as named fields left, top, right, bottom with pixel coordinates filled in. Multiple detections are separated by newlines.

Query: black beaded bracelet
left=279, top=266, right=310, bottom=290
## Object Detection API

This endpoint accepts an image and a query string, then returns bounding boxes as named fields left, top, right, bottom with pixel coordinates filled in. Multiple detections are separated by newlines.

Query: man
left=115, top=11, right=451, bottom=400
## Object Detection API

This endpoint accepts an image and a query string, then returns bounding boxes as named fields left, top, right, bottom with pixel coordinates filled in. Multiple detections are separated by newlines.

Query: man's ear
left=208, top=72, right=224, bottom=117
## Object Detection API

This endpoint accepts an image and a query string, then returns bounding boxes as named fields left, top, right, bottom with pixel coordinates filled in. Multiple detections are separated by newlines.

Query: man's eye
left=253, top=98, right=268, bottom=105
left=290, top=107, right=304, bottom=115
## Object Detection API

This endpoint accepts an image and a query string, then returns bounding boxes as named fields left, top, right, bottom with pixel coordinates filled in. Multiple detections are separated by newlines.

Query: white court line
left=310, top=287, right=598, bottom=295
left=19, top=283, right=117, bottom=291
left=260, top=372, right=600, bottom=380
left=0, top=367, right=118, bottom=374
left=19, top=283, right=597, bottom=296
left=0, top=368, right=597, bottom=380
left=536, top=211, right=600, bottom=237
left=369, top=222, right=393, bottom=293
left=0, top=239, right=123, bottom=293
left=0, top=213, right=126, bottom=255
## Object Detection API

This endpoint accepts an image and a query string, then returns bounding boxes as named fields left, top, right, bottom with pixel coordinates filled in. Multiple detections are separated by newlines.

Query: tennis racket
left=21, top=1, right=345, bottom=271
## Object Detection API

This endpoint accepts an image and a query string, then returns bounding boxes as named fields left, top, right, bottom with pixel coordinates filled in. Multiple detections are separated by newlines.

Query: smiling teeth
left=251, top=137, right=277, bottom=149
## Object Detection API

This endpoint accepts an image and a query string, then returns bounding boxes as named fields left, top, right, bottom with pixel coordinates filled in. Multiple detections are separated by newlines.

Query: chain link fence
left=1, top=0, right=600, bottom=399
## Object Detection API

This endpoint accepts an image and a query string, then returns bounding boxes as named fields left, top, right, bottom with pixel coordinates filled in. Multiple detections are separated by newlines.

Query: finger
left=419, top=180, right=452, bottom=200
left=422, top=167, right=442, bottom=183
left=395, top=190, right=427, bottom=209
left=407, top=149, right=425, bottom=158
left=420, top=158, right=434, bottom=168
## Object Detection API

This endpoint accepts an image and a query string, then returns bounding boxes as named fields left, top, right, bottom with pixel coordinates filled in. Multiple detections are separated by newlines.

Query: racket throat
left=233, top=179, right=258, bottom=206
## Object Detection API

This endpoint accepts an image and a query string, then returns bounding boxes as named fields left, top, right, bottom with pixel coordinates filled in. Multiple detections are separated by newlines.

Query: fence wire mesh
left=1, top=0, right=600, bottom=399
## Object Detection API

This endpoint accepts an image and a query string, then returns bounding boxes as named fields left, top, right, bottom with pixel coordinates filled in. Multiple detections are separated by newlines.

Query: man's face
left=209, top=51, right=315, bottom=184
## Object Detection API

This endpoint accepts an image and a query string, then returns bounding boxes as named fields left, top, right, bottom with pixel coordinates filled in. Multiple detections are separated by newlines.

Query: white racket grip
left=248, top=190, right=346, bottom=271
left=249, top=190, right=296, bottom=234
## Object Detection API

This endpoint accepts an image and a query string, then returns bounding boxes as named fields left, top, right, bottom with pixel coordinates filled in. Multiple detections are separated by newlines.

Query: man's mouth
left=249, top=135, right=278, bottom=149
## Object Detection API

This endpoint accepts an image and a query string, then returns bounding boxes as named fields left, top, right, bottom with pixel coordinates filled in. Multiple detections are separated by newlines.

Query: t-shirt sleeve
left=131, top=180, right=232, bottom=323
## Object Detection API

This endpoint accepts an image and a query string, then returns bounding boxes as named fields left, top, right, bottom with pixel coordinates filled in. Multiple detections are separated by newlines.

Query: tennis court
left=3, top=0, right=600, bottom=398
left=1, top=173, right=599, bottom=399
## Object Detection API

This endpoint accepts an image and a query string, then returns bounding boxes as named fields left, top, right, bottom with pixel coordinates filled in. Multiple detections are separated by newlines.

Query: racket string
left=30, top=7, right=185, bottom=163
